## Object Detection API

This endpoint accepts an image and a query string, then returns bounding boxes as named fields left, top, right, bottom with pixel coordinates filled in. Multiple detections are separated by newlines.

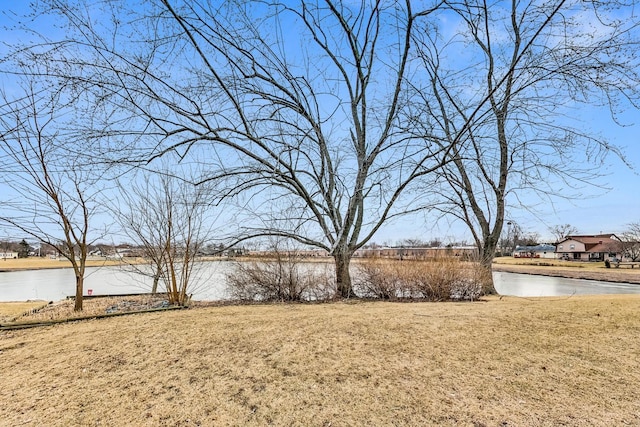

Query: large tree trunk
left=333, top=250, right=354, bottom=298
left=479, top=240, right=498, bottom=295
left=74, top=274, right=84, bottom=311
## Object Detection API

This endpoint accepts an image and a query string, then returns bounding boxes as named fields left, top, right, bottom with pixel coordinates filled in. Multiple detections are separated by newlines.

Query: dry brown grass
left=0, top=301, right=49, bottom=323
left=0, top=256, right=265, bottom=273
left=1, top=296, right=640, bottom=426
left=494, top=256, right=579, bottom=266
left=0, top=295, right=173, bottom=325
left=493, top=256, right=605, bottom=270
left=0, top=257, right=125, bottom=271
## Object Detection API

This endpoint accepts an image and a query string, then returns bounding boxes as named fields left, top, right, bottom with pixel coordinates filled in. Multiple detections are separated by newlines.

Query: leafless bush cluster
left=225, top=254, right=334, bottom=302
left=355, top=259, right=485, bottom=301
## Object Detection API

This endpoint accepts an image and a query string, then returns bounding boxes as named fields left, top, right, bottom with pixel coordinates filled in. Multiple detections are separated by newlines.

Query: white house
left=513, top=244, right=556, bottom=259
left=0, top=252, right=18, bottom=259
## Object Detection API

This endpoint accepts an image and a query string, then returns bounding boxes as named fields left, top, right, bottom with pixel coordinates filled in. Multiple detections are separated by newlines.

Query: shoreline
left=491, top=262, right=640, bottom=285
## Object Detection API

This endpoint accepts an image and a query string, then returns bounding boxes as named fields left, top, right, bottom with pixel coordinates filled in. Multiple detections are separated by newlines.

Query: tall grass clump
left=355, top=258, right=484, bottom=301
left=225, top=252, right=334, bottom=302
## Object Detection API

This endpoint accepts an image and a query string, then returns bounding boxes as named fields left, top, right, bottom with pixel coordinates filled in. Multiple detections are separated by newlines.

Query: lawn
left=1, top=296, right=639, bottom=426
left=0, top=256, right=124, bottom=271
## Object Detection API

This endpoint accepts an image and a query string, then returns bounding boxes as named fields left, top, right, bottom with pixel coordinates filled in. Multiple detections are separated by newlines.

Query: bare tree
left=111, top=168, right=215, bottom=305
left=498, top=221, right=522, bottom=256
left=399, top=238, right=429, bottom=248
left=13, top=0, right=449, bottom=298
left=620, top=223, right=640, bottom=262
left=549, top=224, right=579, bottom=244
left=410, top=0, right=639, bottom=292
left=0, top=81, right=105, bottom=311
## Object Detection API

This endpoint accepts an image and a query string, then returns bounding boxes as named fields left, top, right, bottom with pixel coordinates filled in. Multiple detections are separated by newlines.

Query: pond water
left=493, top=271, right=640, bottom=297
left=1, top=262, right=640, bottom=302
left=0, top=263, right=230, bottom=302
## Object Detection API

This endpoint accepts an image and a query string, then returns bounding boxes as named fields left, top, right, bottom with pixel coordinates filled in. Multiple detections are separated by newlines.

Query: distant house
left=513, top=244, right=556, bottom=259
left=555, top=234, right=622, bottom=261
left=0, top=252, right=18, bottom=259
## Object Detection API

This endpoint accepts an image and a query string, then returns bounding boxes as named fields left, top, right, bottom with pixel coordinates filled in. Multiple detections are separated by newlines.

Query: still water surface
left=1, top=263, right=639, bottom=302
left=492, top=271, right=640, bottom=297
left=0, top=263, right=230, bottom=302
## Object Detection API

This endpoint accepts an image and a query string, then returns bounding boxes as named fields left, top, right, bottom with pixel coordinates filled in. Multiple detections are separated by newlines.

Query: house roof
left=563, top=234, right=617, bottom=244
left=586, top=241, right=622, bottom=253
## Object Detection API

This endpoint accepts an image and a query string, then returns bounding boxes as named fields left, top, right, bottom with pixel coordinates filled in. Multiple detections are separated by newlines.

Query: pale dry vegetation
left=1, top=296, right=640, bottom=426
left=226, top=258, right=489, bottom=302
left=492, top=257, right=599, bottom=269
left=0, top=301, right=49, bottom=323
left=225, top=257, right=336, bottom=302
left=356, top=259, right=488, bottom=301
left=0, top=257, right=125, bottom=271
left=0, top=295, right=173, bottom=325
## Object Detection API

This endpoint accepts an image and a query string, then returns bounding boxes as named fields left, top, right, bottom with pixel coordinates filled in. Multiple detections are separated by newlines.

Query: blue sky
left=508, top=101, right=640, bottom=241
left=376, top=105, right=640, bottom=244
left=0, top=1, right=638, bottom=246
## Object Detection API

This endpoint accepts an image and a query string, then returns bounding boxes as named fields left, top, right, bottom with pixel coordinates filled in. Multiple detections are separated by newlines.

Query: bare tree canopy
left=549, top=224, right=579, bottom=244
left=111, top=168, right=217, bottom=305
left=5, top=0, right=452, bottom=297
left=0, top=78, right=106, bottom=310
left=620, top=222, right=640, bottom=262
left=408, top=0, right=640, bottom=290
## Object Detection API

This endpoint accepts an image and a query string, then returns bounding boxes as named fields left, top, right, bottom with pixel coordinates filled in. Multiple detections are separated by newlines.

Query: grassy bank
left=0, top=301, right=49, bottom=324
left=1, top=296, right=639, bottom=426
left=0, top=256, right=125, bottom=271
left=0, top=256, right=255, bottom=272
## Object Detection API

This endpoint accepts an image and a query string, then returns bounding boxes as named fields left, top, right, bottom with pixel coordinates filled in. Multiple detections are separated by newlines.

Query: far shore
left=0, top=256, right=126, bottom=272
left=0, top=256, right=236, bottom=272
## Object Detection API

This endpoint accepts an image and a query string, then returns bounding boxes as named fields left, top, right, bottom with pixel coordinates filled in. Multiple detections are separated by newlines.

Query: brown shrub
left=355, top=258, right=483, bottom=301
left=225, top=254, right=334, bottom=302
left=353, top=260, right=403, bottom=299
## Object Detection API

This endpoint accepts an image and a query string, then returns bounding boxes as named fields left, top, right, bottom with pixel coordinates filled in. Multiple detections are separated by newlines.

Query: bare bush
left=354, top=261, right=404, bottom=300
left=355, top=259, right=483, bottom=301
left=111, top=169, right=215, bottom=306
left=225, top=254, right=334, bottom=302
left=409, top=259, right=461, bottom=301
